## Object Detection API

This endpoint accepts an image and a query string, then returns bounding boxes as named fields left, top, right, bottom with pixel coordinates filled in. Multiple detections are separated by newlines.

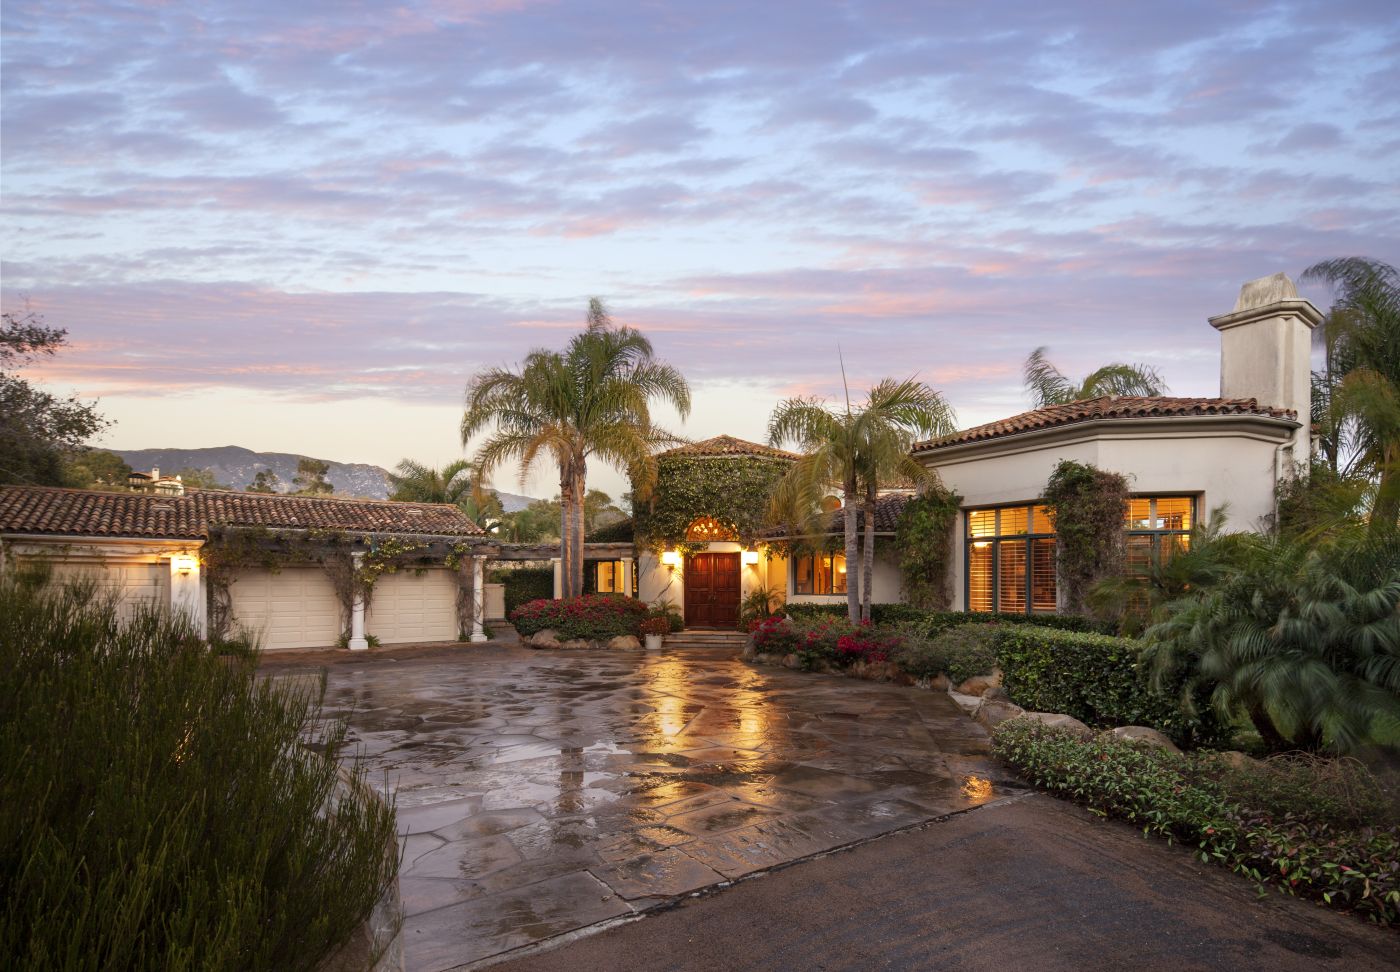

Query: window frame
left=791, top=552, right=847, bottom=596
left=964, top=503, right=1058, bottom=615
left=1125, top=495, right=1196, bottom=571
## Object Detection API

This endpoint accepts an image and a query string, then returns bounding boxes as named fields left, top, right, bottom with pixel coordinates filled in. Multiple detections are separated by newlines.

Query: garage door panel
left=230, top=567, right=340, bottom=650
left=48, top=561, right=168, bottom=623
left=370, top=570, right=458, bottom=644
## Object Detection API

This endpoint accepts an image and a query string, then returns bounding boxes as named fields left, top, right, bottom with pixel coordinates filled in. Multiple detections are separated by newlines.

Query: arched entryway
left=683, top=517, right=742, bottom=628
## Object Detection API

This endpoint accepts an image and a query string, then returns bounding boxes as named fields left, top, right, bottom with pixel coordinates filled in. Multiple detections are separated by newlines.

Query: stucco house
left=0, top=487, right=495, bottom=649
left=582, top=272, right=1321, bottom=627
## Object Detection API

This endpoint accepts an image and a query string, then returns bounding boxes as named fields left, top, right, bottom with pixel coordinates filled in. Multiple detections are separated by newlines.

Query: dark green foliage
left=61, top=449, right=132, bottom=490
left=780, top=602, right=1099, bottom=633
left=492, top=566, right=555, bottom=615
left=634, top=454, right=791, bottom=555
left=292, top=457, right=333, bottom=496
left=996, top=625, right=1229, bottom=747
left=0, top=578, right=398, bottom=971
left=893, top=623, right=997, bottom=684
left=992, top=720, right=1400, bottom=925
left=1042, top=460, right=1130, bottom=613
left=585, top=517, right=635, bottom=543
left=893, top=486, right=962, bottom=610
left=509, top=594, right=648, bottom=639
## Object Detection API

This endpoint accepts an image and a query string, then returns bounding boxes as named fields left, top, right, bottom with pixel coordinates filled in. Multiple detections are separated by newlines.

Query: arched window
left=685, top=516, right=738, bottom=541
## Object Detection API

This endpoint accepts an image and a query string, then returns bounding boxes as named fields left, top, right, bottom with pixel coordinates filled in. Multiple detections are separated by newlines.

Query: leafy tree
left=1302, top=257, right=1400, bottom=526
left=61, top=449, right=132, bottom=490
left=247, top=468, right=281, bottom=494
left=1022, top=346, right=1167, bottom=407
left=1, top=310, right=109, bottom=486
left=292, top=458, right=334, bottom=496
left=175, top=467, right=225, bottom=490
left=462, top=299, right=690, bottom=597
left=1145, top=524, right=1400, bottom=754
left=583, top=489, right=625, bottom=534
left=769, top=375, right=954, bottom=622
left=497, top=498, right=562, bottom=543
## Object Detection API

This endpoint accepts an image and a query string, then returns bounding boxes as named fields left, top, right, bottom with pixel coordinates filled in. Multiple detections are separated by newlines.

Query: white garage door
left=230, top=567, right=341, bottom=650
left=49, top=561, right=168, bottom=623
left=369, top=570, right=459, bottom=644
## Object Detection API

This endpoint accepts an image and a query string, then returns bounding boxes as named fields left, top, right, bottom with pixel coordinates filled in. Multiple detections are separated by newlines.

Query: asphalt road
left=487, top=793, right=1399, bottom=972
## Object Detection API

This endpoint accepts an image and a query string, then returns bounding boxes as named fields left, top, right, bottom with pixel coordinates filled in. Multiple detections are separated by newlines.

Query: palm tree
left=1022, top=347, right=1167, bottom=407
left=461, top=300, right=690, bottom=597
left=1302, top=258, right=1400, bottom=526
left=855, top=380, right=956, bottom=621
left=768, top=376, right=954, bottom=623
left=388, top=458, right=476, bottom=505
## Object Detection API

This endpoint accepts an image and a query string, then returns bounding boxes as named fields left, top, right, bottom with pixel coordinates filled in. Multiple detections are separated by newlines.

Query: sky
left=3, top=0, right=1398, bottom=500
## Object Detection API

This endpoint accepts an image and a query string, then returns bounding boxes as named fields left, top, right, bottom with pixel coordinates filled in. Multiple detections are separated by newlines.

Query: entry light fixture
left=660, top=550, right=681, bottom=567
left=742, top=550, right=759, bottom=565
left=172, top=554, right=198, bottom=575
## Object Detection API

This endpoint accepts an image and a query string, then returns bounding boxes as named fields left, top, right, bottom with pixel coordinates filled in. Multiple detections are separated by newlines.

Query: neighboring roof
left=0, top=486, right=484, bottom=541
left=762, top=493, right=910, bottom=539
left=659, top=434, right=799, bottom=461
left=913, top=396, right=1296, bottom=452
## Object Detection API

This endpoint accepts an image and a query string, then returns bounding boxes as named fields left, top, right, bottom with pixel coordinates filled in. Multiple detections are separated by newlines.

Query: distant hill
left=111, top=446, right=537, bottom=511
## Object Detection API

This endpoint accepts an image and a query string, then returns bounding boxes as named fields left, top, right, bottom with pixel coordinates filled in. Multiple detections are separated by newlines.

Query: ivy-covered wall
left=633, top=454, right=791, bottom=556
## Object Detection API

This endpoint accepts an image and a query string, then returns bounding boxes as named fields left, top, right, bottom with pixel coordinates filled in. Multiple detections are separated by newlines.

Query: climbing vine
left=893, top=485, right=963, bottom=610
left=1043, top=460, right=1130, bottom=614
left=633, top=454, right=792, bottom=556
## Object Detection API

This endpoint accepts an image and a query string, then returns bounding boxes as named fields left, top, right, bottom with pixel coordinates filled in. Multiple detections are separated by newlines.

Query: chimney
left=1208, top=272, right=1323, bottom=462
left=151, top=466, right=160, bottom=481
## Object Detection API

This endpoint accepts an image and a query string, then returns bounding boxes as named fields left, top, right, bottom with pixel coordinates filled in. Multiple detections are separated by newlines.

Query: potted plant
left=639, top=616, right=670, bottom=651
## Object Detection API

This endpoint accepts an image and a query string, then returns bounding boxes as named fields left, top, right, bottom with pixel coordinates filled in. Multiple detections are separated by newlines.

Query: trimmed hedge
left=996, top=625, right=1228, bottom=747
left=510, top=594, right=648, bottom=640
left=781, top=602, right=1100, bottom=633
left=492, top=567, right=555, bottom=616
left=993, top=720, right=1400, bottom=926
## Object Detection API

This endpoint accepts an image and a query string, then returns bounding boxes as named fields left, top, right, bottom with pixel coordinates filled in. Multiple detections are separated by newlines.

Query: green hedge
left=992, top=720, right=1400, bottom=926
left=492, top=566, right=555, bottom=615
left=995, top=625, right=1228, bottom=747
left=781, top=602, right=1100, bottom=633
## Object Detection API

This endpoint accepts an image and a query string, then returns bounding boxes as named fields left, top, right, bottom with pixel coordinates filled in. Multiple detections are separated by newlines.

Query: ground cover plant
left=510, top=593, right=648, bottom=640
left=0, top=577, right=398, bottom=972
left=992, top=719, right=1400, bottom=925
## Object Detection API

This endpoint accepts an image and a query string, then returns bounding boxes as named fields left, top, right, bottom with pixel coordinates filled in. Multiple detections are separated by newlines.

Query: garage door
left=229, top=567, right=340, bottom=650
left=369, top=570, right=459, bottom=644
left=49, top=561, right=168, bottom=624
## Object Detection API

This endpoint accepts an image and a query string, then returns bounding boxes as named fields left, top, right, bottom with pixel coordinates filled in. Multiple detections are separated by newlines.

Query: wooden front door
left=684, top=552, right=741, bottom=628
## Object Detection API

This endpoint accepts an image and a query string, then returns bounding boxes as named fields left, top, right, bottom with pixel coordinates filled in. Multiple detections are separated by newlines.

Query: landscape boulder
left=560, top=638, right=593, bottom=650
left=528, top=629, right=560, bottom=649
left=981, top=685, right=1011, bottom=702
left=608, top=635, right=642, bottom=651
left=1215, top=750, right=1265, bottom=771
left=947, top=690, right=983, bottom=715
left=1018, top=711, right=1094, bottom=739
left=955, top=670, right=1002, bottom=696
left=781, top=652, right=801, bottom=669
left=1107, top=726, right=1180, bottom=753
left=974, top=700, right=1026, bottom=731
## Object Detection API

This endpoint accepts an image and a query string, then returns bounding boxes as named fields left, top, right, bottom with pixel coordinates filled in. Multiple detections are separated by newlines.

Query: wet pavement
left=263, top=643, right=1015, bottom=971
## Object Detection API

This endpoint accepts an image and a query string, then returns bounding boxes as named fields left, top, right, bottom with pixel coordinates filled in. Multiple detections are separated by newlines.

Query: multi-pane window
left=793, top=553, right=847, bottom=595
left=966, top=504, right=1057, bottom=614
left=1125, top=497, right=1194, bottom=573
left=588, top=560, right=636, bottom=595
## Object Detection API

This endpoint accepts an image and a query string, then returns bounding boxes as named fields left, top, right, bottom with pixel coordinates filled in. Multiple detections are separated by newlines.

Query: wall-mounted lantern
left=172, top=554, right=199, bottom=575
left=741, top=549, right=759, bottom=565
left=660, top=550, right=681, bottom=567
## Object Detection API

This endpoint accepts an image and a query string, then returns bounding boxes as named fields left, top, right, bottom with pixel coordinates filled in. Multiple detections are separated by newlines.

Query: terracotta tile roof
left=659, top=434, right=800, bottom=461
left=913, top=396, right=1296, bottom=451
left=0, top=486, right=484, bottom=540
left=762, top=493, right=910, bottom=539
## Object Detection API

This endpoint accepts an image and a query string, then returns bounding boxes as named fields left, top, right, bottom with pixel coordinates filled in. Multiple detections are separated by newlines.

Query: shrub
left=992, top=720, right=1400, bottom=925
left=492, top=566, right=556, bottom=615
left=835, top=626, right=902, bottom=665
left=0, top=577, right=398, bottom=971
left=639, top=616, right=671, bottom=637
left=996, top=624, right=1228, bottom=747
left=509, top=594, right=648, bottom=639
left=1042, top=460, right=1129, bottom=614
left=645, top=602, right=685, bottom=632
left=749, top=614, right=798, bottom=654
left=781, top=602, right=1100, bottom=633
left=894, top=623, right=998, bottom=684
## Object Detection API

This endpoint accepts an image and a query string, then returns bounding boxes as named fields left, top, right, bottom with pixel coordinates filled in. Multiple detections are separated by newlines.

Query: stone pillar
left=620, top=557, right=634, bottom=598
left=169, top=549, right=207, bottom=639
left=348, top=551, right=369, bottom=650
left=471, top=556, right=487, bottom=642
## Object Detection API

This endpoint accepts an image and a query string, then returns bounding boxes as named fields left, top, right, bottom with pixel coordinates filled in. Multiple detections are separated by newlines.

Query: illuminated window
left=793, top=553, right=847, bottom=595
left=965, top=504, right=1057, bottom=614
left=1125, top=496, right=1195, bottom=569
left=686, top=516, right=738, bottom=541
left=596, top=560, right=623, bottom=593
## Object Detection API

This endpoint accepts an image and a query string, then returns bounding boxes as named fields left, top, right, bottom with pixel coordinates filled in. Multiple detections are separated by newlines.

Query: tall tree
left=175, top=467, right=225, bottom=490
left=292, top=458, right=334, bottom=496
left=462, top=299, right=690, bottom=597
left=388, top=458, right=504, bottom=531
left=61, top=449, right=132, bottom=490
left=769, top=375, right=954, bottom=622
left=1302, top=258, right=1400, bottom=526
left=1, top=310, right=109, bottom=486
left=1022, top=346, right=1167, bottom=407
left=247, top=469, right=281, bottom=494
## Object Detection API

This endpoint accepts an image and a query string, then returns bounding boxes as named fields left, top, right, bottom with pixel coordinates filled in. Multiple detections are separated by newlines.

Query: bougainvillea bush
left=993, top=719, right=1400, bottom=925
left=751, top=615, right=902, bottom=670
left=510, top=594, right=648, bottom=639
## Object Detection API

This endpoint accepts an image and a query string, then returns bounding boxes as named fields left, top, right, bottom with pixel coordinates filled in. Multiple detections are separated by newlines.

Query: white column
left=620, top=557, right=634, bottom=598
left=169, top=549, right=207, bottom=639
left=470, top=556, right=487, bottom=642
left=551, top=558, right=563, bottom=599
left=348, top=551, right=369, bottom=650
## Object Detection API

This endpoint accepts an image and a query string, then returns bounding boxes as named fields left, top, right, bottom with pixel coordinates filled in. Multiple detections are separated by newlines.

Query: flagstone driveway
left=263, top=643, right=1018, bottom=971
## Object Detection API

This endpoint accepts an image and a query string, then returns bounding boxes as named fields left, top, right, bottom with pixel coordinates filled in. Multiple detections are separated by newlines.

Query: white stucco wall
left=921, top=416, right=1294, bottom=611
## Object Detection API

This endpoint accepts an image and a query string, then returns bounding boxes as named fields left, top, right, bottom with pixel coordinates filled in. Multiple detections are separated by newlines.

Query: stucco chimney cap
left=1233, top=272, right=1298, bottom=312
